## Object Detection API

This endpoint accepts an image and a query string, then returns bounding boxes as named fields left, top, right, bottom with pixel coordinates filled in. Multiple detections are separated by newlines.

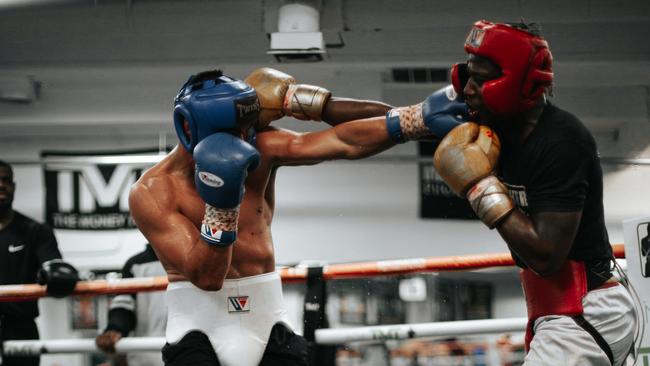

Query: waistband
left=167, top=271, right=280, bottom=291
left=591, top=277, right=620, bottom=291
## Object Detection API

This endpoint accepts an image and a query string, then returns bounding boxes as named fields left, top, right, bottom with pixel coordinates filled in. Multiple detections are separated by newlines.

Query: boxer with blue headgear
left=132, top=67, right=440, bottom=366
left=173, top=70, right=260, bottom=152
left=171, top=70, right=262, bottom=247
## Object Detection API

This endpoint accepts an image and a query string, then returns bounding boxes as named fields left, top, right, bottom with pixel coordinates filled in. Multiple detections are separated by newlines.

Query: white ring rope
left=2, top=318, right=527, bottom=355
left=2, top=337, right=166, bottom=356
left=314, top=317, right=527, bottom=345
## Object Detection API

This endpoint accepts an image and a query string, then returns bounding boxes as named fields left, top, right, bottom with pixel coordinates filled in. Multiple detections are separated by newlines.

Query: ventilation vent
left=389, top=68, right=449, bottom=83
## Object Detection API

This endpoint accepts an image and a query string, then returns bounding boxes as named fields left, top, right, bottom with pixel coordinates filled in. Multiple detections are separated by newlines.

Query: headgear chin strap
left=173, top=70, right=260, bottom=153
left=452, top=20, right=554, bottom=118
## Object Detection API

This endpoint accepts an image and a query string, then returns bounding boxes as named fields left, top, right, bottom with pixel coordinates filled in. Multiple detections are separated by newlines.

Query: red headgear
left=454, top=20, right=554, bottom=118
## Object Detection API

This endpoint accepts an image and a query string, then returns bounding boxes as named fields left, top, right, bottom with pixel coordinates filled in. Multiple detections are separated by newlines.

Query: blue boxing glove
left=193, top=132, right=260, bottom=246
left=385, top=85, right=469, bottom=143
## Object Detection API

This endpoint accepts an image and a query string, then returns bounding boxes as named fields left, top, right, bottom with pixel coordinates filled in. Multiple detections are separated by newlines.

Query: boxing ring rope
left=0, top=276, right=169, bottom=302
left=0, top=244, right=625, bottom=302
left=0, top=244, right=626, bottom=355
left=2, top=318, right=529, bottom=355
left=314, top=317, right=528, bottom=345
left=3, top=337, right=166, bottom=356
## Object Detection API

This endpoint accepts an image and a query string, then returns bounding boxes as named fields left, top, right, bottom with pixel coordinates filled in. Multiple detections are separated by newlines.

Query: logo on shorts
left=228, top=296, right=250, bottom=313
left=465, top=27, right=485, bottom=48
left=198, top=171, right=224, bottom=188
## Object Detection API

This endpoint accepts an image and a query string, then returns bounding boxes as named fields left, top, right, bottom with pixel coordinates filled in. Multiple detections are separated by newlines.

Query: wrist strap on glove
left=283, top=84, right=331, bottom=121
left=200, top=204, right=240, bottom=246
left=385, top=103, right=429, bottom=143
left=466, top=176, right=515, bottom=229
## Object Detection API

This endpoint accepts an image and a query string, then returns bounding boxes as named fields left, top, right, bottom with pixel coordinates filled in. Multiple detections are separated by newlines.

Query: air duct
left=268, top=1, right=325, bottom=62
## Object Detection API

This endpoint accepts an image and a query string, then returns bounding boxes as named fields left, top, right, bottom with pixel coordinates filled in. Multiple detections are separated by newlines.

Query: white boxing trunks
left=525, top=283, right=636, bottom=366
left=165, top=271, right=292, bottom=366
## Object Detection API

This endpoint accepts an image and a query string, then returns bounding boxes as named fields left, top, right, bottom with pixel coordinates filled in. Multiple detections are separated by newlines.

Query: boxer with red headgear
left=451, top=20, right=553, bottom=119
left=435, top=20, right=636, bottom=365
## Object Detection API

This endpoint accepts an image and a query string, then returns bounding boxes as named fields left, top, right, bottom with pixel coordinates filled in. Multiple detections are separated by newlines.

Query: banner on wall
left=41, top=149, right=163, bottom=231
left=418, top=141, right=477, bottom=220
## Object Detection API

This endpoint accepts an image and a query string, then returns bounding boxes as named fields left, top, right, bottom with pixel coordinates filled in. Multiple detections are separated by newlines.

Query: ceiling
left=1, top=0, right=648, bottom=66
left=0, top=0, right=648, bottom=161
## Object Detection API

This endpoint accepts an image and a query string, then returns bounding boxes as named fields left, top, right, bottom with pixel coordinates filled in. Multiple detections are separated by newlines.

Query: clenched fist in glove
left=433, top=122, right=514, bottom=228
left=194, top=133, right=260, bottom=245
left=244, top=68, right=331, bottom=128
left=385, top=85, right=469, bottom=143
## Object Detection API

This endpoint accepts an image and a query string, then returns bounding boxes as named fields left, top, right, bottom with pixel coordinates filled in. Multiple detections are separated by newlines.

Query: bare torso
left=130, top=103, right=394, bottom=287
left=132, top=132, right=280, bottom=283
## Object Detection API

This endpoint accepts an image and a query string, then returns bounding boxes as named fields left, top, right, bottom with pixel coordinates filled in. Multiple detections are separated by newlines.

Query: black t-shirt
left=497, top=103, right=613, bottom=289
left=0, top=211, right=62, bottom=319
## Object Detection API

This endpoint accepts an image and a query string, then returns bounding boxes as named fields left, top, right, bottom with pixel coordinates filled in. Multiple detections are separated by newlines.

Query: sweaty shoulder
left=129, top=170, right=176, bottom=214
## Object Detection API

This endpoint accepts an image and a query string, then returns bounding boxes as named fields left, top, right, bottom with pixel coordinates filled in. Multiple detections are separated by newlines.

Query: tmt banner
left=42, top=150, right=162, bottom=230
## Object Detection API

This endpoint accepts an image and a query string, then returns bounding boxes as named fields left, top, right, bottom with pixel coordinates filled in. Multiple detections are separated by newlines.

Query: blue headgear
left=173, top=70, right=260, bottom=152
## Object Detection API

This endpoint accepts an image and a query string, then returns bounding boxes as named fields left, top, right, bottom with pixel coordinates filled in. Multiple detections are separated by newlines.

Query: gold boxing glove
left=433, top=122, right=513, bottom=228
left=245, top=68, right=296, bottom=129
left=283, top=84, right=331, bottom=121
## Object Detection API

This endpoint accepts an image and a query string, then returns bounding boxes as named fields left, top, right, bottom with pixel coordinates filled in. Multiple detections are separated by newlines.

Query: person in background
left=95, top=243, right=167, bottom=366
left=0, top=160, right=79, bottom=366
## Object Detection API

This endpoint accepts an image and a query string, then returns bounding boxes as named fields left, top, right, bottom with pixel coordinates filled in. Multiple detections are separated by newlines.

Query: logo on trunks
left=503, top=182, right=529, bottom=213
left=228, top=296, right=250, bottom=313
left=198, top=171, right=224, bottom=188
left=465, top=27, right=485, bottom=48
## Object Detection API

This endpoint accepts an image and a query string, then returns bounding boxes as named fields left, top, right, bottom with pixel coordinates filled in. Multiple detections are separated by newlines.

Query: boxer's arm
left=246, top=67, right=392, bottom=127
left=129, top=179, right=231, bottom=291
left=496, top=141, right=591, bottom=276
left=259, top=116, right=395, bottom=166
left=433, top=124, right=582, bottom=276
left=497, top=210, right=581, bottom=276
left=320, top=98, right=394, bottom=126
